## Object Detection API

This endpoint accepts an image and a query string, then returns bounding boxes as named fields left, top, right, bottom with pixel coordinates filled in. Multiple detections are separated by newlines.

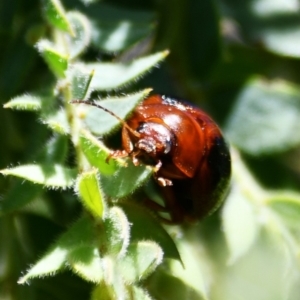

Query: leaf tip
left=17, top=277, right=25, bottom=284
left=17, top=277, right=26, bottom=285
left=0, top=169, right=8, bottom=175
left=143, top=88, right=153, bottom=96
left=162, top=49, right=170, bottom=57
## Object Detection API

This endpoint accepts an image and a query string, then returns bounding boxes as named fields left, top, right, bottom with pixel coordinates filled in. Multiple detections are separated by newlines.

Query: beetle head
left=135, top=122, right=174, bottom=157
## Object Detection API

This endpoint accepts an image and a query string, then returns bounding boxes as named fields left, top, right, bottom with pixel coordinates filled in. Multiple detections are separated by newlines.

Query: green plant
left=2, top=0, right=300, bottom=299
left=1, top=0, right=175, bottom=298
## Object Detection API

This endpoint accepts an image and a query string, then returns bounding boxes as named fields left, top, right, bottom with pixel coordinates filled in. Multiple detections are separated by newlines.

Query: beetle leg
left=107, top=150, right=128, bottom=163
left=152, top=160, right=173, bottom=186
left=130, top=150, right=141, bottom=166
left=159, top=186, right=186, bottom=224
left=132, top=156, right=140, bottom=166
left=156, top=177, right=173, bottom=186
left=153, top=160, right=162, bottom=172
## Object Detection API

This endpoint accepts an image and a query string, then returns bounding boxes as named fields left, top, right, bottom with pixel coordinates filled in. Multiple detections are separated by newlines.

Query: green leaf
left=58, top=214, right=98, bottom=247
left=0, top=180, right=43, bottom=215
left=80, top=130, right=121, bottom=175
left=65, top=11, right=92, bottom=59
left=3, top=94, right=42, bottom=111
left=222, top=184, right=258, bottom=264
left=18, top=215, right=97, bottom=284
left=20, top=196, right=55, bottom=220
left=168, top=236, right=211, bottom=300
left=42, top=0, right=73, bottom=34
left=38, top=134, right=69, bottom=163
left=85, top=51, right=169, bottom=91
left=91, top=281, right=119, bottom=300
left=266, top=192, right=300, bottom=230
left=223, top=0, right=300, bottom=58
left=41, top=108, right=70, bottom=134
left=81, top=2, right=155, bottom=53
left=67, top=0, right=156, bottom=53
left=104, top=206, right=130, bottom=257
left=76, top=170, right=105, bottom=218
left=93, top=21, right=154, bottom=54
left=83, top=89, right=151, bottom=135
left=18, top=210, right=127, bottom=285
left=91, top=19, right=154, bottom=54
left=18, top=247, right=68, bottom=284
left=127, top=286, right=152, bottom=300
left=101, top=160, right=152, bottom=198
left=68, top=245, right=103, bottom=283
left=148, top=270, right=205, bottom=300
left=120, top=202, right=182, bottom=262
left=226, top=78, right=300, bottom=155
left=69, top=65, right=94, bottom=100
left=0, top=164, right=76, bottom=188
left=36, top=39, right=69, bottom=78
left=119, top=241, right=163, bottom=283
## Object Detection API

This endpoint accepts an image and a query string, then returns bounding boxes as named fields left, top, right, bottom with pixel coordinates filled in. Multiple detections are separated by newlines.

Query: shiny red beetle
left=114, top=95, right=231, bottom=223
left=74, top=94, right=231, bottom=224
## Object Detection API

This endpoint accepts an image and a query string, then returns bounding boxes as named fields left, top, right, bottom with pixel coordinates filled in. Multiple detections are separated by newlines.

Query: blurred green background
left=1, top=0, right=300, bottom=299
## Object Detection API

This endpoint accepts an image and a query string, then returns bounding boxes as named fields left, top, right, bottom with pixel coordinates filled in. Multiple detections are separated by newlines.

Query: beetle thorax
left=135, top=122, right=174, bottom=157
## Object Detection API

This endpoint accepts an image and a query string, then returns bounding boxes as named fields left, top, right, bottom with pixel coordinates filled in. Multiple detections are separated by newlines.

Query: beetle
left=73, top=94, right=231, bottom=224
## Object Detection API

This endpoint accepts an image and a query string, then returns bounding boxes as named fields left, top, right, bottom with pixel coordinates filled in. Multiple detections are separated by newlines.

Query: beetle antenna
left=71, top=100, right=141, bottom=138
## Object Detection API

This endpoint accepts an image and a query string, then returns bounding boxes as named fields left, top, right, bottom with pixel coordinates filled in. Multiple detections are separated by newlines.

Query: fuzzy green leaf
left=266, top=192, right=300, bottom=230
left=4, top=94, right=42, bottom=111
left=18, top=247, right=68, bottom=284
left=86, top=51, right=169, bottom=91
left=119, top=241, right=163, bottom=283
left=120, top=202, right=182, bottom=262
left=68, top=246, right=103, bottom=283
left=69, top=65, right=94, bottom=100
left=76, top=170, right=105, bottom=218
left=83, top=89, right=151, bottom=135
left=101, top=160, right=152, bottom=198
left=128, top=287, right=152, bottom=300
left=18, top=215, right=96, bottom=284
left=226, top=78, right=300, bottom=155
left=80, top=130, right=121, bottom=175
left=0, top=164, right=76, bottom=188
left=91, top=281, right=120, bottom=300
left=104, top=206, right=131, bottom=257
left=43, top=0, right=73, bottom=34
left=222, top=184, right=258, bottom=264
left=41, top=108, right=70, bottom=134
left=58, top=214, right=97, bottom=247
left=36, top=40, right=68, bottom=78
left=169, top=236, right=211, bottom=300
left=65, top=11, right=91, bottom=59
